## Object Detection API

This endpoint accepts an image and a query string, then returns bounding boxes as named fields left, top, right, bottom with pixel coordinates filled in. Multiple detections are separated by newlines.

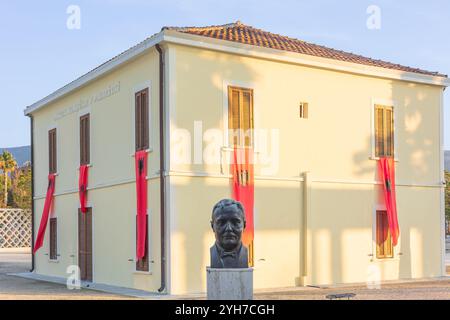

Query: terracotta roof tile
left=163, top=21, right=446, bottom=77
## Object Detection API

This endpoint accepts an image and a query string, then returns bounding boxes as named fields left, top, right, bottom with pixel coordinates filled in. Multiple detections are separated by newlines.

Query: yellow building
left=24, top=22, right=449, bottom=295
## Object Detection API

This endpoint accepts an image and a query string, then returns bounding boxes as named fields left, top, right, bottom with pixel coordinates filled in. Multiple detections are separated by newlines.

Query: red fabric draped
left=33, top=174, right=56, bottom=254
left=378, top=157, right=400, bottom=246
left=135, top=150, right=148, bottom=260
left=231, top=148, right=254, bottom=247
left=79, top=165, right=89, bottom=214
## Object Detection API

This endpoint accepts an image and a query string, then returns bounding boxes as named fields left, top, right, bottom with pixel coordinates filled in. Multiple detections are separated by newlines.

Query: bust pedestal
left=206, top=267, right=253, bottom=300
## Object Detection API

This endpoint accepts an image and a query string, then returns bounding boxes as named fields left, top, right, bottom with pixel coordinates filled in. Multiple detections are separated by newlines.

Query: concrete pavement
left=0, top=253, right=449, bottom=300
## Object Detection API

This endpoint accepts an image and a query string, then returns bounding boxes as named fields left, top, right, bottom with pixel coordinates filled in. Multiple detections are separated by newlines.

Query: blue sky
left=0, top=0, right=449, bottom=149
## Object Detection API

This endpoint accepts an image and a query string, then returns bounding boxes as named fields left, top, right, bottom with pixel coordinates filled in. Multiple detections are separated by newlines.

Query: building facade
left=25, top=22, right=449, bottom=295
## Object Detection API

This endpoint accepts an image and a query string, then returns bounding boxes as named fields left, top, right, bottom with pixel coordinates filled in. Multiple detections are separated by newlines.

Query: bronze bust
left=210, top=199, right=248, bottom=268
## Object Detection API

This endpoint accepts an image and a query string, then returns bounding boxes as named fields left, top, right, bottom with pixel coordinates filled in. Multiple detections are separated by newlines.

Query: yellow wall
left=32, top=49, right=163, bottom=291
left=168, top=43, right=443, bottom=293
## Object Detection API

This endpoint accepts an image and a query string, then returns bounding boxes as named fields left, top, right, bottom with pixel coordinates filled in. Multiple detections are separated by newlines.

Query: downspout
left=155, top=43, right=166, bottom=293
left=28, top=114, right=35, bottom=272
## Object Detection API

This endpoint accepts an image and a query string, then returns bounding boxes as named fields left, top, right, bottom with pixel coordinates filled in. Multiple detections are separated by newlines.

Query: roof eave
left=162, top=30, right=449, bottom=88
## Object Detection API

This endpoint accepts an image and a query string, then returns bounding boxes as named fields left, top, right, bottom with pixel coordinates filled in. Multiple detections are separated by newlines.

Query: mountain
left=446, top=150, right=450, bottom=172
left=0, top=145, right=31, bottom=167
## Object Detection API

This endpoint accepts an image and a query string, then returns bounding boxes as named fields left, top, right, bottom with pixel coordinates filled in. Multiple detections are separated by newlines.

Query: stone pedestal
left=206, top=267, right=253, bottom=300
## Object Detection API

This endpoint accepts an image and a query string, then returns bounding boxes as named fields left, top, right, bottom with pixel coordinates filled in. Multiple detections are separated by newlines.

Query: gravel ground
left=0, top=253, right=449, bottom=300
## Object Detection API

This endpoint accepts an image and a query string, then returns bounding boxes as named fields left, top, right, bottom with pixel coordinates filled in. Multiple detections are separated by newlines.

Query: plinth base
left=206, top=267, right=253, bottom=300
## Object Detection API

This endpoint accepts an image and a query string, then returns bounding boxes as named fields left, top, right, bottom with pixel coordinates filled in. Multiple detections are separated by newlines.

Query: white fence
left=0, top=209, right=32, bottom=249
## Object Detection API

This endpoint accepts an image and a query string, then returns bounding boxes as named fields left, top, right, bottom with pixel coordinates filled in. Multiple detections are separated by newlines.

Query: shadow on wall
left=170, top=51, right=438, bottom=292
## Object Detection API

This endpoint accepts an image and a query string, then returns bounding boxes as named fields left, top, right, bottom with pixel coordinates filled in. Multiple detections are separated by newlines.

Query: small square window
left=299, top=102, right=308, bottom=119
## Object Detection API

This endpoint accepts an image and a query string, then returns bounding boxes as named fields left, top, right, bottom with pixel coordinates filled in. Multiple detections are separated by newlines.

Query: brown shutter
left=142, top=89, right=149, bottom=150
left=136, top=214, right=149, bottom=271
left=375, top=106, right=384, bottom=157
left=80, top=114, right=90, bottom=165
left=135, top=88, right=149, bottom=151
left=242, top=90, right=253, bottom=147
left=78, top=208, right=93, bottom=281
left=376, top=210, right=393, bottom=259
left=49, top=218, right=57, bottom=260
left=86, top=209, right=93, bottom=281
left=135, top=91, right=142, bottom=150
left=49, top=129, right=57, bottom=173
left=228, top=86, right=254, bottom=147
left=385, top=107, right=394, bottom=157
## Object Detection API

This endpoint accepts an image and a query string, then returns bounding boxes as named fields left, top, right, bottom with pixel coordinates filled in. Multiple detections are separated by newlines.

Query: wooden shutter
left=376, top=210, right=393, bottom=259
left=80, top=114, right=90, bottom=165
left=385, top=107, right=394, bottom=157
left=375, top=106, right=384, bottom=157
left=135, top=88, right=149, bottom=151
left=228, top=86, right=254, bottom=147
left=78, top=208, right=93, bottom=281
left=48, top=129, right=57, bottom=173
left=136, top=215, right=149, bottom=271
left=49, top=218, right=57, bottom=260
left=299, top=102, right=308, bottom=119
left=375, top=105, right=394, bottom=157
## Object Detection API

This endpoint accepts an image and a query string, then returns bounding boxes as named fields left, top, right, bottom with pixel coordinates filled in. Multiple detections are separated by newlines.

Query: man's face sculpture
left=211, top=203, right=246, bottom=251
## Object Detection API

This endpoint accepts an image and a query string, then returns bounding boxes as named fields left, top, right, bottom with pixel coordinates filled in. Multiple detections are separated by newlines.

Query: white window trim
left=132, top=209, right=153, bottom=274
left=131, top=81, right=153, bottom=156
left=371, top=204, right=401, bottom=262
left=370, top=98, right=399, bottom=162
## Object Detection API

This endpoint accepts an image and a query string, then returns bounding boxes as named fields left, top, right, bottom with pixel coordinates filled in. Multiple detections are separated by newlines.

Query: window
left=48, top=128, right=57, bottom=173
left=135, top=88, right=149, bottom=151
left=80, top=114, right=90, bottom=165
left=374, top=105, right=394, bottom=157
left=228, top=86, right=254, bottom=147
left=376, top=210, right=393, bottom=259
left=49, top=218, right=57, bottom=260
left=136, top=215, right=149, bottom=272
left=299, top=102, right=308, bottom=119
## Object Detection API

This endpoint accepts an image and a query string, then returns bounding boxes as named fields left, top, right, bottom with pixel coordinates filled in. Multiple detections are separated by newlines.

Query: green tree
left=11, top=165, right=32, bottom=209
left=0, top=151, right=17, bottom=207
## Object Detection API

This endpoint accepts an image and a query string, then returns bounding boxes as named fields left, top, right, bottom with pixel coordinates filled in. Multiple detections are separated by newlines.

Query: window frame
left=134, top=212, right=151, bottom=273
left=375, top=210, right=394, bottom=259
left=80, top=113, right=90, bottom=166
left=135, top=87, right=150, bottom=152
left=371, top=99, right=398, bottom=161
left=227, top=85, right=254, bottom=149
left=49, top=217, right=58, bottom=261
left=48, top=128, right=57, bottom=174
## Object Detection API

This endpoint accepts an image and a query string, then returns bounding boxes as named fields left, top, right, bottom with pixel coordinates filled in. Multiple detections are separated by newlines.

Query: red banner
left=33, top=174, right=56, bottom=254
left=231, top=148, right=254, bottom=247
left=378, top=157, right=400, bottom=246
left=135, top=150, right=148, bottom=260
left=79, top=165, right=89, bottom=214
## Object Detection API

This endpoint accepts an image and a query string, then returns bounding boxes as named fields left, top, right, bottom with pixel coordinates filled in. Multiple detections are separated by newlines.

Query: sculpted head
left=211, top=199, right=246, bottom=251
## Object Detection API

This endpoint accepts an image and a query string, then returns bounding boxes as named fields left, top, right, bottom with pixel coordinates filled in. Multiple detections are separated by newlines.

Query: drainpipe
left=28, top=114, right=35, bottom=272
left=155, top=43, right=166, bottom=293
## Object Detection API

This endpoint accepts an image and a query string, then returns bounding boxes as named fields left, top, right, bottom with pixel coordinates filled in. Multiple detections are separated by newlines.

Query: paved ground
left=0, top=253, right=449, bottom=300
left=0, top=253, right=133, bottom=300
